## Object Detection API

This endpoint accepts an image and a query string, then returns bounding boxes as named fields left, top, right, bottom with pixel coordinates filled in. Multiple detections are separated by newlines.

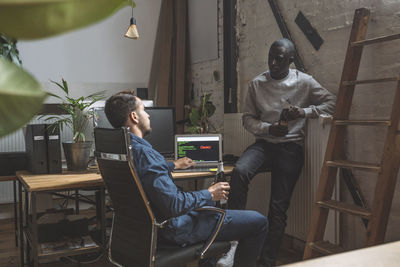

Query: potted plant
left=0, top=34, right=22, bottom=65
left=187, top=93, right=216, bottom=134
left=42, top=78, right=104, bottom=171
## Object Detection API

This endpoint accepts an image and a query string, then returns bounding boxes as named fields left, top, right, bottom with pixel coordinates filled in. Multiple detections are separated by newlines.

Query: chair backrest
left=94, top=127, right=157, bottom=267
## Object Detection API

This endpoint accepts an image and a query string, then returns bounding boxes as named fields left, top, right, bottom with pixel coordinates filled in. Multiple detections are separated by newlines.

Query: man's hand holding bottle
left=208, top=182, right=230, bottom=202
left=269, top=105, right=305, bottom=137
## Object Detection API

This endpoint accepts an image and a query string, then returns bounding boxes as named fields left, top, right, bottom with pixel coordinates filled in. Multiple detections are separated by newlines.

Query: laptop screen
left=175, top=134, right=222, bottom=164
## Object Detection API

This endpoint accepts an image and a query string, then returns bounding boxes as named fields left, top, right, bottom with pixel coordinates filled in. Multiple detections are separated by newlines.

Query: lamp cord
left=131, top=0, right=134, bottom=18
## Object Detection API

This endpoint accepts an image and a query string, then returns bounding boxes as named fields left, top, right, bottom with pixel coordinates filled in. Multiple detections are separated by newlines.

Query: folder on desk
left=25, top=124, right=48, bottom=174
left=45, top=124, right=62, bottom=174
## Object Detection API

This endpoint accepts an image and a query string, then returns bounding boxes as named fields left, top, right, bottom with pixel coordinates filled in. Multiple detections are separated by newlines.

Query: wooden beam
left=152, top=0, right=174, bottom=106
left=223, top=0, right=238, bottom=113
left=173, top=0, right=187, bottom=134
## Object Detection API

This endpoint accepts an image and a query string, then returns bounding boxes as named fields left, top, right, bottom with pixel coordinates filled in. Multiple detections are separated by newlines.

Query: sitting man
left=104, top=92, right=268, bottom=267
left=228, top=38, right=336, bottom=267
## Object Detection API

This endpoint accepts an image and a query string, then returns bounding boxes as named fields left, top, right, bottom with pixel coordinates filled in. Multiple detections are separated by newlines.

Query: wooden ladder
left=303, top=7, right=400, bottom=259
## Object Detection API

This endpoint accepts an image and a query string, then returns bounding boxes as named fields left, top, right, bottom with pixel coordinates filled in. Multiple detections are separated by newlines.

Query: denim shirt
left=129, top=133, right=219, bottom=245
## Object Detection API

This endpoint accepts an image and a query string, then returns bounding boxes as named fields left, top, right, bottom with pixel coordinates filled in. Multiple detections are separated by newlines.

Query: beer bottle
left=279, top=108, right=289, bottom=127
left=279, top=98, right=291, bottom=127
left=214, top=161, right=227, bottom=208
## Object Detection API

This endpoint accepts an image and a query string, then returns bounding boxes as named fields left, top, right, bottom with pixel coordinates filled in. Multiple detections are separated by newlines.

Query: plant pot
left=62, top=141, right=93, bottom=171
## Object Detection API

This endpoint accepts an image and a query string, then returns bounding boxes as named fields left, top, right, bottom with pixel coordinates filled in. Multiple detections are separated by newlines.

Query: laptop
left=174, top=134, right=222, bottom=172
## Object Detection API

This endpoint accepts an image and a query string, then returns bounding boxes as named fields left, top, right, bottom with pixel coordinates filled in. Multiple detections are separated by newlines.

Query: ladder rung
left=342, top=77, right=399, bottom=85
left=334, top=120, right=391, bottom=126
left=310, top=241, right=345, bottom=255
left=317, top=200, right=371, bottom=218
left=351, top=33, right=400, bottom=46
left=326, top=160, right=381, bottom=172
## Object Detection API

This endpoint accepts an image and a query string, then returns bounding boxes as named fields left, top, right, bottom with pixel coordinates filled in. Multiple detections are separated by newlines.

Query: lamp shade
left=125, top=17, right=139, bottom=39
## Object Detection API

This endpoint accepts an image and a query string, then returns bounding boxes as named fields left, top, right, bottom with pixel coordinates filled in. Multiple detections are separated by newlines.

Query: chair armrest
left=194, top=206, right=226, bottom=259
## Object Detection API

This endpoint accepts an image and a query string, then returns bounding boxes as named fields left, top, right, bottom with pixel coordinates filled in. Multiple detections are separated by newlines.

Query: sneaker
left=217, top=240, right=238, bottom=267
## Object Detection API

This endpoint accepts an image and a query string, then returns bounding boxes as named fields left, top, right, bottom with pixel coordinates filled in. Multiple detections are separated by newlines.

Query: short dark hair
left=271, top=38, right=295, bottom=58
left=104, top=93, right=139, bottom=128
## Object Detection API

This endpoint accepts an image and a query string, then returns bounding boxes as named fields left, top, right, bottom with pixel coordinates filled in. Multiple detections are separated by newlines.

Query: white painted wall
left=18, top=0, right=161, bottom=99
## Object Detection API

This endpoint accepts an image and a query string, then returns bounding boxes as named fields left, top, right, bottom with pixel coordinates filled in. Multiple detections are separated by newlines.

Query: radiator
left=0, top=116, right=74, bottom=203
left=223, top=113, right=339, bottom=243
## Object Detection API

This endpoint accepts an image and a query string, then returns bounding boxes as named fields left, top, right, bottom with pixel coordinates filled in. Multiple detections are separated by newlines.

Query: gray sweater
left=243, top=69, right=336, bottom=143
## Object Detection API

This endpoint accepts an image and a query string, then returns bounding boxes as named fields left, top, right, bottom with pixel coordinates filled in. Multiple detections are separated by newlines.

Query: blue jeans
left=199, top=209, right=268, bottom=267
left=228, top=140, right=304, bottom=267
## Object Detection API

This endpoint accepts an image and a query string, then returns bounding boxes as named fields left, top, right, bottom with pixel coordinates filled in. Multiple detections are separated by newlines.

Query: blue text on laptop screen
left=177, top=136, right=219, bottom=162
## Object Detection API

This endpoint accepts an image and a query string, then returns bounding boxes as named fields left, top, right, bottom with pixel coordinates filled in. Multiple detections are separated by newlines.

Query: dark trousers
left=228, top=140, right=304, bottom=267
left=199, top=209, right=268, bottom=267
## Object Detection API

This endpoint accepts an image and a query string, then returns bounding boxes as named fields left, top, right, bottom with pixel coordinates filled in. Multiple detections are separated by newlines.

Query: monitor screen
left=93, top=105, right=175, bottom=156
left=175, top=135, right=221, bottom=163
left=144, top=107, right=176, bottom=155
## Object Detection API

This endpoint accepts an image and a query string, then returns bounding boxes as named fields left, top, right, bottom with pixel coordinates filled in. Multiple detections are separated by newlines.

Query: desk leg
left=75, top=189, right=79, bottom=214
left=24, top=190, right=30, bottom=266
left=95, top=189, right=106, bottom=248
left=18, top=183, right=24, bottom=267
left=31, top=193, right=38, bottom=267
left=100, top=188, right=106, bottom=247
left=14, top=180, right=18, bottom=247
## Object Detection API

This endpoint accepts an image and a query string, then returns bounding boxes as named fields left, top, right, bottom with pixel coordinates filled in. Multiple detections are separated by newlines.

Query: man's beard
left=139, top=123, right=152, bottom=137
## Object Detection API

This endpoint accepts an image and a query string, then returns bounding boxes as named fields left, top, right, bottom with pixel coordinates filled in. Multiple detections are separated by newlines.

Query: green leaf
left=61, top=78, right=69, bottom=94
left=0, top=34, right=22, bottom=65
left=205, top=101, right=216, bottom=117
left=50, top=79, right=68, bottom=94
left=203, top=93, right=212, bottom=103
left=0, top=58, right=47, bottom=137
left=189, top=108, right=200, bottom=126
left=46, top=91, right=63, bottom=100
left=0, top=0, right=133, bottom=40
left=187, top=125, right=201, bottom=134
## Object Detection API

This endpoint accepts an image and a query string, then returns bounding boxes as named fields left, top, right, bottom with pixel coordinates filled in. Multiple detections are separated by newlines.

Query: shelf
left=38, top=243, right=100, bottom=258
left=24, top=228, right=100, bottom=258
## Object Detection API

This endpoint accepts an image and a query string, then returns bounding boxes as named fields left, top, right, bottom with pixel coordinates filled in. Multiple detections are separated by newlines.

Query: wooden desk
left=16, top=171, right=106, bottom=267
left=282, top=241, right=400, bottom=267
left=17, top=171, right=103, bottom=192
left=15, top=166, right=234, bottom=266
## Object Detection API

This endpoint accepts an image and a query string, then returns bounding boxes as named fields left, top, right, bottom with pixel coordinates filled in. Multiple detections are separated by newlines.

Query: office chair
left=94, top=127, right=231, bottom=267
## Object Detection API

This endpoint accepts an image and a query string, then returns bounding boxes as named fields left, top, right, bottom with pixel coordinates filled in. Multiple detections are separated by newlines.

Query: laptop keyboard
left=173, top=167, right=216, bottom=173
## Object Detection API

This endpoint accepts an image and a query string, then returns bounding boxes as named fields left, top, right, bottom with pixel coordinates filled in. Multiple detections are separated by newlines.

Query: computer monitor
left=93, top=103, right=175, bottom=156
left=145, top=107, right=175, bottom=156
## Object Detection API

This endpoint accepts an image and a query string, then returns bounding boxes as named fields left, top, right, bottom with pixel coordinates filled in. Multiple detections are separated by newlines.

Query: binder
left=25, top=124, right=48, bottom=174
left=0, top=152, right=28, bottom=175
left=45, top=124, right=62, bottom=174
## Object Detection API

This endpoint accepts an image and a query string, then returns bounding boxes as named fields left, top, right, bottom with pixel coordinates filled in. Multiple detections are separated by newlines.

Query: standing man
left=104, top=93, right=268, bottom=267
left=228, top=38, right=336, bottom=267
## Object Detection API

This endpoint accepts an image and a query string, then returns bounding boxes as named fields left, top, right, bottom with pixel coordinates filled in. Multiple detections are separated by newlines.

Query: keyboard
left=173, top=167, right=217, bottom=173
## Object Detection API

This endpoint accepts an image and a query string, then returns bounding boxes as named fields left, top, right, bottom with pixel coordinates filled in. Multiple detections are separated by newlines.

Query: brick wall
left=191, top=0, right=400, bottom=249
